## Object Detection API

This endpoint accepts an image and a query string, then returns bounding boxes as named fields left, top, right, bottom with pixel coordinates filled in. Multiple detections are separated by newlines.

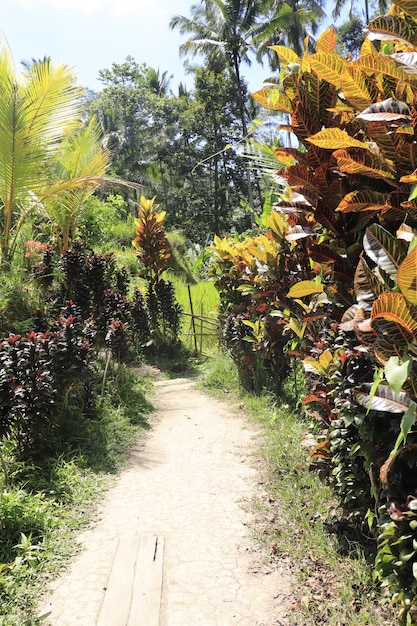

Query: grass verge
left=0, top=366, right=153, bottom=626
left=198, top=352, right=397, bottom=626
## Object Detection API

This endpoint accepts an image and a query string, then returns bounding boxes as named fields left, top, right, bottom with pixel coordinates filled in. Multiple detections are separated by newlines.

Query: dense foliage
left=89, top=59, right=253, bottom=241
left=209, top=1, right=417, bottom=622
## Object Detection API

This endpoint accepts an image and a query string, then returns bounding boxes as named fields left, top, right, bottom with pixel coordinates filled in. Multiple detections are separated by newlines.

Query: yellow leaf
left=268, top=45, right=300, bottom=68
left=401, top=169, right=417, bottom=184
left=288, top=280, right=324, bottom=298
left=316, top=27, right=337, bottom=53
left=307, top=128, right=371, bottom=150
left=251, top=87, right=293, bottom=113
left=293, top=298, right=310, bottom=312
left=301, top=357, right=322, bottom=374
left=398, top=246, right=417, bottom=305
left=267, top=210, right=286, bottom=238
left=308, top=52, right=345, bottom=89
left=342, top=66, right=373, bottom=110
left=319, top=349, right=333, bottom=369
left=393, top=0, right=417, bottom=17
left=355, top=54, right=417, bottom=83
left=360, top=38, right=378, bottom=56
left=336, top=190, right=388, bottom=213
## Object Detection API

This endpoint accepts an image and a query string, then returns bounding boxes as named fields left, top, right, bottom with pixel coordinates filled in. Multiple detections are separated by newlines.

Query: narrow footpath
left=40, top=376, right=292, bottom=625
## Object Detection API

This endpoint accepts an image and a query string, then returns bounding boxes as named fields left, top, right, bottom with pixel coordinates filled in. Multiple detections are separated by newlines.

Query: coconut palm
left=170, top=0, right=326, bottom=213
left=0, top=39, right=139, bottom=265
left=332, top=0, right=388, bottom=23
left=171, top=0, right=263, bottom=134
left=170, top=0, right=270, bottom=213
left=254, top=0, right=325, bottom=63
left=145, top=67, right=173, bottom=96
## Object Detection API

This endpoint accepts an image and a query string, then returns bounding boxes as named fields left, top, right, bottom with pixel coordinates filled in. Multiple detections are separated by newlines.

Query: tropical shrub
left=208, top=2, right=417, bottom=621
left=207, top=209, right=323, bottom=391
left=29, top=241, right=150, bottom=351
left=132, top=196, right=182, bottom=345
left=0, top=236, right=157, bottom=459
left=0, top=310, right=93, bottom=459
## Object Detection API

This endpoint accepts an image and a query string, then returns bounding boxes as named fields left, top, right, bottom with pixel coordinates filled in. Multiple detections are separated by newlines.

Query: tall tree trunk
left=231, top=52, right=255, bottom=223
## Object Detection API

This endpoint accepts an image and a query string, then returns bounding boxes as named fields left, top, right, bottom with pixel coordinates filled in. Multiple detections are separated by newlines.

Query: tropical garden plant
left=132, top=195, right=182, bottom=346
left=208, top=1, right=417, bottom=621
left=0, top=38, right=143, bottom=267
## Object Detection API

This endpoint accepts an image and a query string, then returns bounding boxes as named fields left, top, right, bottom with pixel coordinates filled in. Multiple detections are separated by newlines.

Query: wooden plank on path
left=128, top=535, right=164, bottom=626
left=97, top=535, right=139, bottom=626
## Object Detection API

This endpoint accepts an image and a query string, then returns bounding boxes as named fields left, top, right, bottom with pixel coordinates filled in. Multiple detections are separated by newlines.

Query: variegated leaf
left=352, top=307, right=376, bottom=345
left=382, top=0, right=417, bottom=19
left=340, top=304, right=359, bottom=331
left=357, top=98, right=411, bottom=122
left=371, top=292, right=417, bottom=339
left=285, top=226, right=315, bottom=242
left=356, top=53, right=417, bottom=83
left=268, top=45, right=300, bottom=68
left=306, top=72, right=337, bottom=127
left=251, top=87, right=293, bottom=113
left=342, top=66, right=374, bottom=110
left=273, top=147, right=304, bottom=166
left=354, top=256, right=385, bottom=308
left=401, top=169, right=417, bottom=183
left=365, top=14, right=417, bottom=46
left=308, top=52, right=345, bottom=89
left=392, top=52, right=417, bottom=75
left=364, top=223, right=406, bottom=277
left=292, top=101, right=321, bottom=146
left=316, top=27, right=337, bottom=54
left=307, top=128, right=371, bottom=150
left=334, top=148, right=396, bottom=183
left=398, top=245, right=417, bottom=305
left=283, top=165, right=319, bottom=196
left=336, top=190, right=388, bottom=213
left=355, top=383, right=412, bottom=413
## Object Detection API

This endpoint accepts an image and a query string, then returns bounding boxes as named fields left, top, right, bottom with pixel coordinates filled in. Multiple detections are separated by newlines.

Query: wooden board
left=128, top=535, right=164, bottom=626
left=97, top=535, right=138, bottom=626
left=96, top=534, right=164, bottom=626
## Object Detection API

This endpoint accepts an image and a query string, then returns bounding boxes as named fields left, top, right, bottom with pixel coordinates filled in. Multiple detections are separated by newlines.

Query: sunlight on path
left=40, top=377, right=291, bottom=625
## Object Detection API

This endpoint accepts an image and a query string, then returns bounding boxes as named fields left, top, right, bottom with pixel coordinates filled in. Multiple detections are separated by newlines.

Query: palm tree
left=254, top=0, right=325, bottom=62
left=170, top=0, right=326, bottom=214
left=0, top=40, right=140, bottom=264
left=170, top=0, right=269, bottom=213
left=41, top=118, right=111, bottom=251
left=145, top=67, right=173, bottom=96
left=332, top=0, right=388, bottom=24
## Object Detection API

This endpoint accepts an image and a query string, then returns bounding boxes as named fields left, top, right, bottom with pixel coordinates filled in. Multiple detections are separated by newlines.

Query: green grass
left=167, top=274, right=220, bottom=354
left=198, top=352, right=397, bottom=626
left=0, top=366, right=153, bottom=626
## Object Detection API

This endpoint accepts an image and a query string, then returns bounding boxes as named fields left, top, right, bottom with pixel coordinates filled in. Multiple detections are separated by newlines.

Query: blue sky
left=1, top=0, right=338, bottom=94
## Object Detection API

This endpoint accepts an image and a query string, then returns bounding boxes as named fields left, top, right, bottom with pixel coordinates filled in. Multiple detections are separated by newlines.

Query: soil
left=39, top=374, right=293, bottom=625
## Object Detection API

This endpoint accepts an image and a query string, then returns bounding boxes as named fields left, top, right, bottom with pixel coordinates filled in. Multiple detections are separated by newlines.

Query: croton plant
left=209, top=1, right=417, bottom=622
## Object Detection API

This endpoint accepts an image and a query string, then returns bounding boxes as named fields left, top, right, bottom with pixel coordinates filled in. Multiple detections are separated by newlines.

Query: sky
left=0, top=0, right=336, bottom=94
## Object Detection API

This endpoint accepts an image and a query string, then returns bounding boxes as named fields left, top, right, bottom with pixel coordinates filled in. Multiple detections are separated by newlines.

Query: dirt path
left=39, top=376, right=292, bottom=625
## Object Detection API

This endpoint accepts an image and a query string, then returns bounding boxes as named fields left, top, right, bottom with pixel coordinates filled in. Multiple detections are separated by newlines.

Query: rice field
left=168, top=274, right=220, bottom=353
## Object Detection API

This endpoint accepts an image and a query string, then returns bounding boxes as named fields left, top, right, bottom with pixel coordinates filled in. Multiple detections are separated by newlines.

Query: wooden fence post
left=187, top=285, right=198, bottom=353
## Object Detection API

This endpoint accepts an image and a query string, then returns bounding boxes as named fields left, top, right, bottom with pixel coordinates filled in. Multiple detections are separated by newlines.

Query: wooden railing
left=181, top=285, right=221, bottom=354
